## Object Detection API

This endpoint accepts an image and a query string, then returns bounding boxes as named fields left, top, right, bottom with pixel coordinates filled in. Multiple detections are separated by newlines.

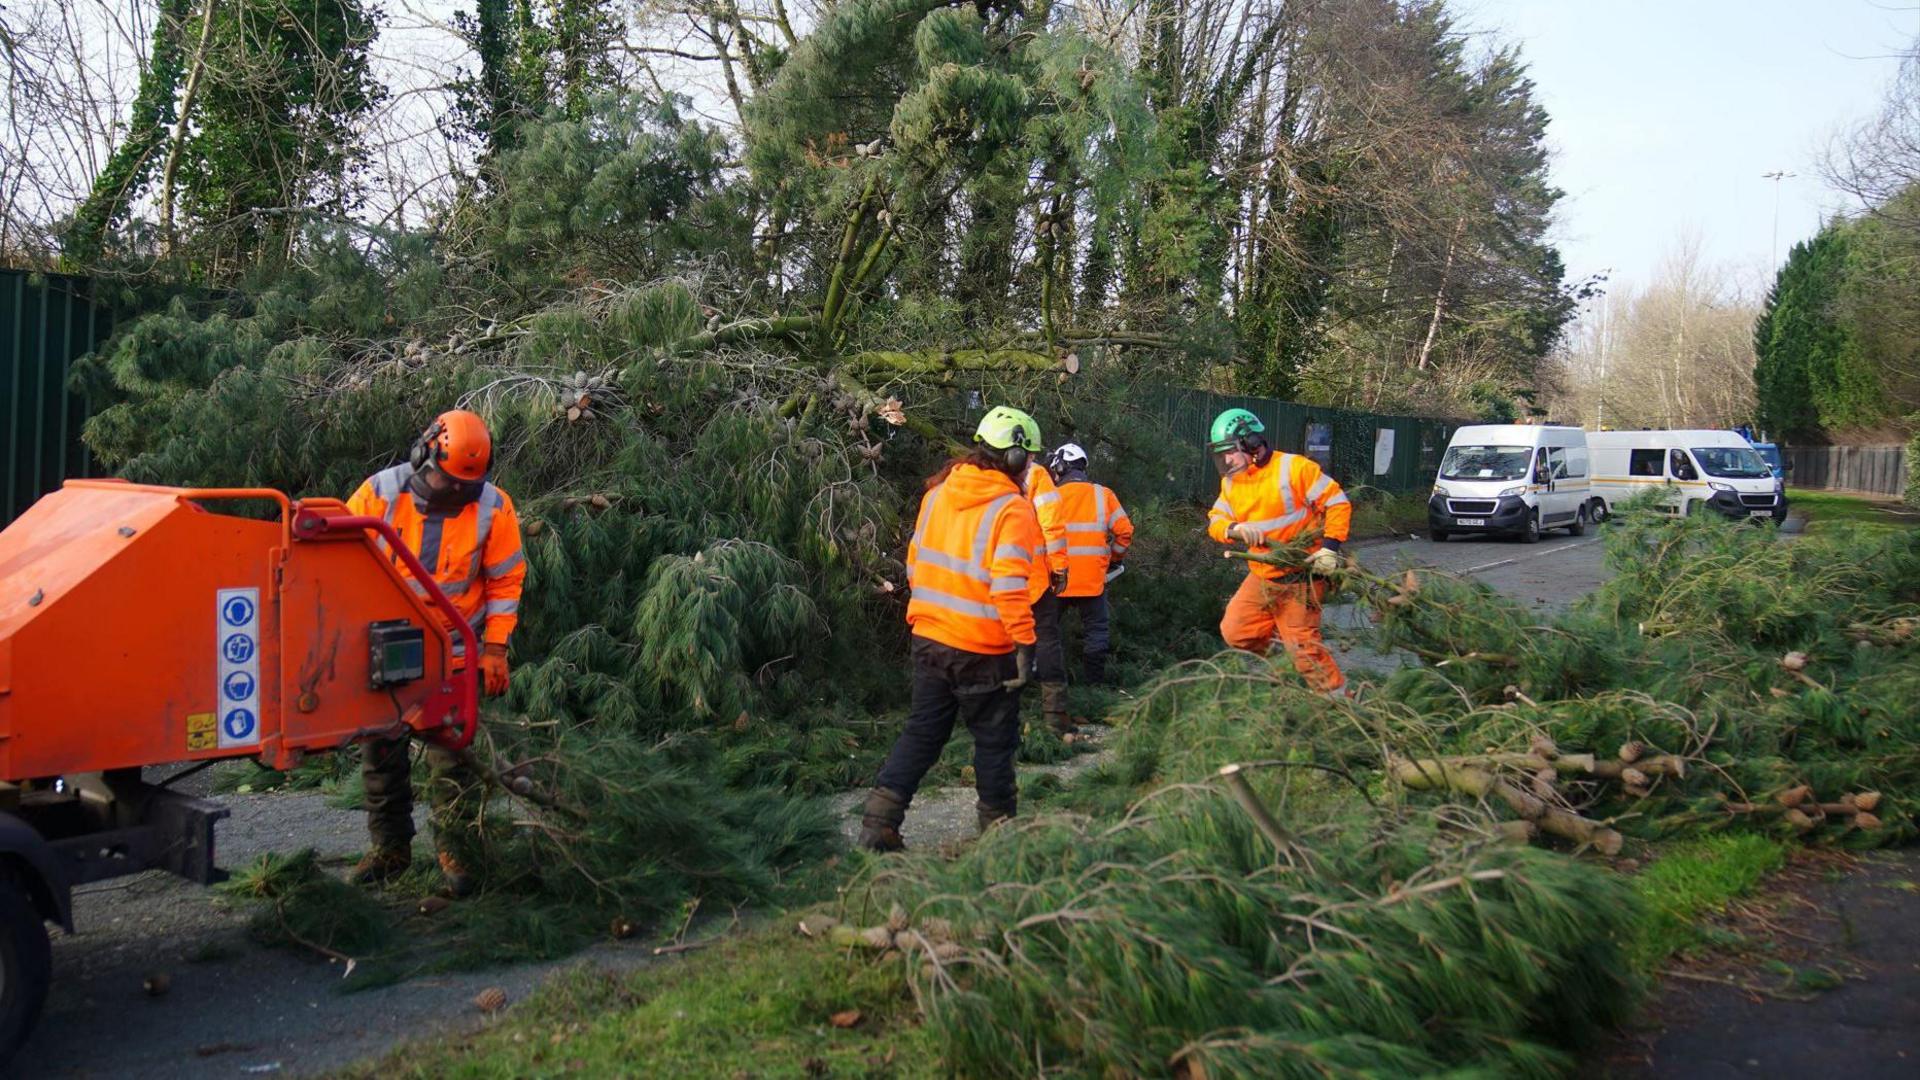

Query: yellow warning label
left=187, top=712, right=217, bottom=751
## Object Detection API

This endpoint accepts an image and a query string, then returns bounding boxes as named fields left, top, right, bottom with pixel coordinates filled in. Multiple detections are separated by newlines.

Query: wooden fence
left=1783, top=445, right=1908, bottom=497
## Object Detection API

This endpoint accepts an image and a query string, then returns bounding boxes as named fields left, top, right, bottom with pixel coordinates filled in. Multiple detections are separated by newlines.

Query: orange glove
left=480, top=643, right=510, bottom=697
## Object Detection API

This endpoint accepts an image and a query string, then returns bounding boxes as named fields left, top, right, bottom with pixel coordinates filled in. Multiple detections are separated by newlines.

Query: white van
left=1588, top=430, right=1786, bottom=522
left=1427, top=425, right=1600, bottom=543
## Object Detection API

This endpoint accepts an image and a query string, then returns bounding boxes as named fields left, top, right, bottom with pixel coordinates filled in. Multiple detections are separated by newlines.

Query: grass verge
left=342, top=923, right=938, bottom=1079
left=1787, top=488, right=1920, bottom=530
left=1629, top=835, right=1789, bottom=971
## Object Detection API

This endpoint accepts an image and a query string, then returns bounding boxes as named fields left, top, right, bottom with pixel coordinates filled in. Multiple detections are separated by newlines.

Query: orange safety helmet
left=412, top=409, right=492, bottom=481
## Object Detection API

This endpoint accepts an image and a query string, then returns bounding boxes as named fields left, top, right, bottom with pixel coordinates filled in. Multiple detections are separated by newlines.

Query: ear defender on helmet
left=972, top=405, right=1043, bottom=477
left=409, top=419, right=445, bottom=472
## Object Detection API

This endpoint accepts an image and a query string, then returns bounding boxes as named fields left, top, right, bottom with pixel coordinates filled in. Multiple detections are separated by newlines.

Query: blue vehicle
left=1733, top=426, right=1787, bottom=479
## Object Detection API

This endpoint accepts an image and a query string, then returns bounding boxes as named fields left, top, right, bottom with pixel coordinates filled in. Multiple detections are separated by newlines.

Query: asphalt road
left=13, top=528, right=1610, bottom=1079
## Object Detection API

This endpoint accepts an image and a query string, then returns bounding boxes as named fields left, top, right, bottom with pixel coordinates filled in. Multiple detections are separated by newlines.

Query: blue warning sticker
left=217, top=587, right=262, bottom=748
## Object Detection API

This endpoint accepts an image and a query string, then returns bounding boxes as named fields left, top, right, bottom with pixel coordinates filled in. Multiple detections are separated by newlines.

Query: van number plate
left=1457, top=518, right=1486, bottom=527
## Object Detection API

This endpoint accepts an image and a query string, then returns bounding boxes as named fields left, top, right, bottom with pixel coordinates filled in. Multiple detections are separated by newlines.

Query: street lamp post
left=1763, top=170, right=1796, bottom=267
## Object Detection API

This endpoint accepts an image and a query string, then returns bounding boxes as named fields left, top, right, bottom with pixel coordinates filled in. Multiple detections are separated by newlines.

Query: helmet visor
left=1209, top=438, right=1249, bottom=477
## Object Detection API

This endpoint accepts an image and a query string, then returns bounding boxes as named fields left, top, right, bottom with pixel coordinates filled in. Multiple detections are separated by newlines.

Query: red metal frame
left=289, top=508, right=480, bottom=751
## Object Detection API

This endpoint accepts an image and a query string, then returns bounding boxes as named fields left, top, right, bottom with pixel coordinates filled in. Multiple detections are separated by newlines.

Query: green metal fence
left=1149, top=387, right=1460, bottom=503
left=3, top=268, right=113, bottom=525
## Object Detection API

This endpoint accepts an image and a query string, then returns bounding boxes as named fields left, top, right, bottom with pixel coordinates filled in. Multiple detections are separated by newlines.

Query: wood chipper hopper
left=0, top=480, right=479, bottom=1060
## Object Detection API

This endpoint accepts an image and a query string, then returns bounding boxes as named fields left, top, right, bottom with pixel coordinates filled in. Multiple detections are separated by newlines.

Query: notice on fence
left=1373, top=428, right=1395, bottom=475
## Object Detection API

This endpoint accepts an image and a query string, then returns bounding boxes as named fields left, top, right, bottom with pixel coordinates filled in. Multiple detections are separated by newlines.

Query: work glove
left=480, top=642, right=511, bottom=697
left=1002, top=644, right=1035, bottom=691
left=1050, top=569, right=1069, bottom=594
left=1306, top=547, right=1341, bottom=575
left=1229, top=522, right=1266, bottom=546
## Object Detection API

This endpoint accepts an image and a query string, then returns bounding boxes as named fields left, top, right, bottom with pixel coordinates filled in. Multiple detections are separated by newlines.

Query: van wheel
left=1590, top=500, right=1609, bottom=524
left=1520, top=510, right=1541, bottom=544
left=1566, top=505, right=1588, bottom=537
left=0, top=875, right=51, bottom=1066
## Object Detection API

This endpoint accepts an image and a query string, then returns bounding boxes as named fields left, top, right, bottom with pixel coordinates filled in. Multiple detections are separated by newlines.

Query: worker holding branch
left=344, top=409, right=526, bottom=897
left=859, top=407, right=1048, bottom=851
left=1205, top=408, right=1351, bottom=694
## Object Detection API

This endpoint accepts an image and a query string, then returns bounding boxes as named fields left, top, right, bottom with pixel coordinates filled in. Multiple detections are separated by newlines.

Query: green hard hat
left=1208, top=408, right=1264, bottom=449
left=974, top=406, right=1043, bottom=452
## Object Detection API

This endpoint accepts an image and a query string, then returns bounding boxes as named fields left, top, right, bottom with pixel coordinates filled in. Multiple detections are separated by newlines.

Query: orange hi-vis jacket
left=1207, top=452, right=1352, bottom=582
left=346, top=463, right=528, bottom=651
left=1023, top=462, right=1069, bottom=584
left=1054, top=480, right=1134, bottom=597
left=906, top=464, right=1047, bottom=654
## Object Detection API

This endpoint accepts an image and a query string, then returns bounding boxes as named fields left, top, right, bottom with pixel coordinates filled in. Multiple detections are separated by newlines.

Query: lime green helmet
left=1208, top=408, right=1264, bottom=451
left=974, top=405, right=1042, bottom=475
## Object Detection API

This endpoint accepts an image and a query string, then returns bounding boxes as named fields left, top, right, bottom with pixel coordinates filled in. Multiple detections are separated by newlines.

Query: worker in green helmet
left=859, top=406, right=1049, bottom=851
left=1205, top=408, right=1352, bottom=693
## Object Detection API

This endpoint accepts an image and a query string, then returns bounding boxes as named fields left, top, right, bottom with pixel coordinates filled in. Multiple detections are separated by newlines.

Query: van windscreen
left=1691, top=447, right=1772, bottom=479
left=1439, top=445, right=1531, bottom=481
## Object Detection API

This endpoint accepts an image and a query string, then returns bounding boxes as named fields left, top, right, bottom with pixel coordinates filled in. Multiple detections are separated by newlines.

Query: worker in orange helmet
left=343, top=409, right=526, bottom=897
left=859, top=406, right=1047, bottom=851
left=1205, top=409, right=1351, bottom=694
left=1042, top=442, right=1133, bottom=731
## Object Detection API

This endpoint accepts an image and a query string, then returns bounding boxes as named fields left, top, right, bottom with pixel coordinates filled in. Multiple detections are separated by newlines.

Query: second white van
left=1588, top=430, right=1787, bottom=522
left=1427, top=424, right=1601, bottom=543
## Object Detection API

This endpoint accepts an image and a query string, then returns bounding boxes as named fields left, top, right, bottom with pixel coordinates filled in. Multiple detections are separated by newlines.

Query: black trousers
left=1059, top=592, right=1112, bottom=683
left=874, top=637, right=1023, bottom=808
left=1032, top=589, right=1065, bottom=682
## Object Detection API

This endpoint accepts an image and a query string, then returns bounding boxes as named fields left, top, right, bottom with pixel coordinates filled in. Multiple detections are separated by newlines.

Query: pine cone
left=1529, top=735, right=1559, bottom=760
left=1618, top=741, right=1645, bottom=763
left=1781, top=651, right=1809, bottom=672
left=1775, top=784, right=1812, bottom=808
left=474, top=987, right=508, bottom=1012
left=1855, top=791, right=1883, bottom=812
left=1621, top=767, right=1650, bottom=790
left=886, top=903, right=909, bottom=933
left=1854, top=812, right=1884, bottom=829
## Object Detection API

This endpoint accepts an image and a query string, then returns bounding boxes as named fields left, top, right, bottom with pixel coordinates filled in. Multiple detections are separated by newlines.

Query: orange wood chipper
left=0, top=480, right=480, bottom=1059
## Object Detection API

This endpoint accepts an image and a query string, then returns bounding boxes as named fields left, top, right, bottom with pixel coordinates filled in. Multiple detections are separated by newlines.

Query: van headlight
left=1708, top=481, right=1734, bottom=493
left=1432, top=485, right=1447, bottom=499
left=1497, top=486, right=1526, bottom=498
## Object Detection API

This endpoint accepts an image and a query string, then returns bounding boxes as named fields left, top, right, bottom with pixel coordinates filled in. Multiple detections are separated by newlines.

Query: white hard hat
left=1055, top=442, right=1088, bottom=466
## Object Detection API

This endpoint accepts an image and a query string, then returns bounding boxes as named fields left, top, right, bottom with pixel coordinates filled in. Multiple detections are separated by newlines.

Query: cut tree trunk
left=1388, top=754, right=1625, bottom=855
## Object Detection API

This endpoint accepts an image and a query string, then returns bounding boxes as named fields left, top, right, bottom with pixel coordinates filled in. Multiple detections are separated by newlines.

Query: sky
left=1461, top=0, right=1918, bottom=296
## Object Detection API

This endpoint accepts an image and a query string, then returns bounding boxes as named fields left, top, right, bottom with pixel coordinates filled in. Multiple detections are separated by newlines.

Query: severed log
left=1446, top=751, right=1688, bottom=782
left=1388, top=755, right=1625, bottom=855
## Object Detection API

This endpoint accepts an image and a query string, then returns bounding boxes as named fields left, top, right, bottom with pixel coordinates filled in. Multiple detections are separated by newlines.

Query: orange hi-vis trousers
left=1220, top=573, right=1345, bottom=692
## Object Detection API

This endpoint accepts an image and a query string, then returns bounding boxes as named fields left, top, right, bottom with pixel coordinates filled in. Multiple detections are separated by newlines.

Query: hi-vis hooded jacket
left=1207, top=452, right=1351, bottom=582
left=1022, top=461, right=1069, bottom=585
left=346, top=463, right=527, bottom=650
left=906, top=464, right=1047, bottom=653
left=1054, top=478, right=1133, bottom=597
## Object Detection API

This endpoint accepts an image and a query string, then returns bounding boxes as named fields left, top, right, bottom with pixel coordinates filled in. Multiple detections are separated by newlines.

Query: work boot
left=437, top=849, right=477, bottom=899
left=976, top=800, right=1016, bottom=834
left=1042, top=682, right=1074, bottom=736
left=347, top=845, right=411, bottom=887
left=858, top=788, right=908, bottom=852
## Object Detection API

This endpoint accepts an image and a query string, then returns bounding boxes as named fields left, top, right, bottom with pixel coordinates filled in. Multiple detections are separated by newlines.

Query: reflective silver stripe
left=910, top=586, right=1000, bottom=620
left=1066, top=545, right=1111, bottom=557
left=1064, top=524, right=1107, bottom=536
left=1243, top=509, right=1309, bottom=533
left=1032, top=491, right=1060, bottom=508
left=410, top=578, right=471, bottom=597
left=1275, top=454, right=1297, bottom=515
left=470, top=484, right=502, bottom=580
left=372, top=464, right=409, bottom=558
left=418, top=512, right=448, bottom=576
left=976, top=494, right=1019, bottom=565
left=485, top=599, right=520, bottom=616
left=993, top=543, right=1033, bottom=563
left=486, top=550, right=524, bottom=576
left=990, top=576, right=1028, bottom=593
left=1093, top=485, right=1107, bottom=529
left=916, top=547, right=990, bottom=582
left=1110, top=543, right=1129, bottom=554
left=1210, top=497, right=1231, bottom=515
left=1306, top=474, right=1333, bottom=504
left=1045, top=538, right=1068, bottom=554
left=1324, top=492, right=1350, bottom=508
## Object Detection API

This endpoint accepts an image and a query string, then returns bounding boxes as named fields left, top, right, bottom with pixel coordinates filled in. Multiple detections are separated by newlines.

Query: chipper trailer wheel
left=0, top=873, right=51, bottom=1066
